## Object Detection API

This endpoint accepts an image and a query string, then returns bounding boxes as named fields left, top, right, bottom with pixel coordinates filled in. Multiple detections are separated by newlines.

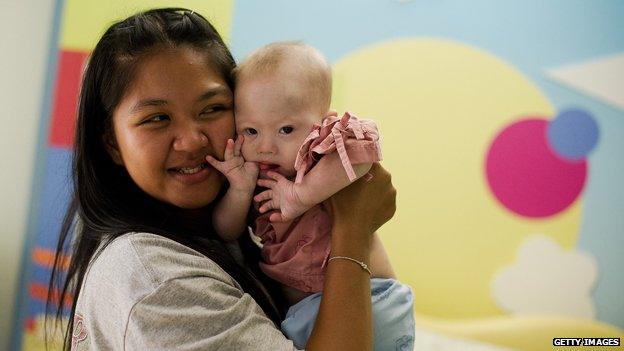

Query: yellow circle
left=332, top=39, right=582, bottom=318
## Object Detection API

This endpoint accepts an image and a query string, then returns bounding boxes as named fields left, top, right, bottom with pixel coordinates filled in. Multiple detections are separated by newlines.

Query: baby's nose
left=256, top=136, right=277, bottom=155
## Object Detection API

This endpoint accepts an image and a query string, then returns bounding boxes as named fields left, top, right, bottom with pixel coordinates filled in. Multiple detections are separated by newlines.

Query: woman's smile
left=168, top=161, right=213, bottom=185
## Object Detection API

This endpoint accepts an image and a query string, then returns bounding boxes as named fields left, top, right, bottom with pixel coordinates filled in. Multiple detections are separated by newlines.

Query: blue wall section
left=35, top=147, right=73, bottom=250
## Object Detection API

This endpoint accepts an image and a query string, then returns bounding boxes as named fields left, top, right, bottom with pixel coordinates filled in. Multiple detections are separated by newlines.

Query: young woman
left=47, top=8, right=396, bottom=350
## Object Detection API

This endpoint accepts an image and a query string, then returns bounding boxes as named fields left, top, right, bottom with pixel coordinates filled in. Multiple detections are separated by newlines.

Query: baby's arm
left=212, top=187, right=253, bottom=241
left=255, top=152, right=372, bottom=222
left=206, top=135, right=258, bottom=241
left=297, top=151, right=372, bottom=208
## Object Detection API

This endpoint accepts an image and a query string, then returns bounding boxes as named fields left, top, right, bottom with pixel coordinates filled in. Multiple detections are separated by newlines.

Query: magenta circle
left=485, top=118, right=587, bottom=218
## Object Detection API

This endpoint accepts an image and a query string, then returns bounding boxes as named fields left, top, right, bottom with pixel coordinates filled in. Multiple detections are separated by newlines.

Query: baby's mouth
left=258, top=162, right=279, bottom=171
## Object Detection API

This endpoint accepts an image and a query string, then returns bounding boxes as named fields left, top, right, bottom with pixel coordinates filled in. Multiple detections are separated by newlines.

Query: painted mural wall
left=13, top=0, right=623, bottom=350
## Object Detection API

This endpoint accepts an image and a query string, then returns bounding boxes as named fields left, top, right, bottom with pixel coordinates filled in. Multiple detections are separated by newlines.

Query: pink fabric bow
left=294, top=111, right=383, bottom=184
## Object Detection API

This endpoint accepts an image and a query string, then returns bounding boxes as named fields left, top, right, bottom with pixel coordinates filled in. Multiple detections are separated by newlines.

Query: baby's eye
left=279, top=126, right=294, bottom=134
left=244, top=128, right=258, bottom=135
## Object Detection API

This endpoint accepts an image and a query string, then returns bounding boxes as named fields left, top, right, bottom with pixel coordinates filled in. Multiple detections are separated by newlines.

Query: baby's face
left=235, top=74, right=322, bottom=179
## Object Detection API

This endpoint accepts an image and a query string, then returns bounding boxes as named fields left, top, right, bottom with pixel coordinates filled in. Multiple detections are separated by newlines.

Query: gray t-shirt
left=73, top=232, right=300, bottom=350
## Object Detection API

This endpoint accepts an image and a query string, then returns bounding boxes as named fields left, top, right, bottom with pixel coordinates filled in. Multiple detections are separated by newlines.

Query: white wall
left=0, top=1, right=56, bottom=348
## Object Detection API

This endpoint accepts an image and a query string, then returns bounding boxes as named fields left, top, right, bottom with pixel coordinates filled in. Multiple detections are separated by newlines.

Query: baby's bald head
left=235, top=42, right=332, bottom=116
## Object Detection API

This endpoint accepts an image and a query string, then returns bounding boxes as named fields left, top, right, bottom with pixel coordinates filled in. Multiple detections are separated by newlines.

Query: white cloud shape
left=491, top=235, right=598, bottom=319
left=546, top=53, right=624, bottom=111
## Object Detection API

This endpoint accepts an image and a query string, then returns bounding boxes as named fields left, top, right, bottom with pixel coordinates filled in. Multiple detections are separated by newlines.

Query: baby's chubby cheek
left=239, top=140, right=256, bottom=162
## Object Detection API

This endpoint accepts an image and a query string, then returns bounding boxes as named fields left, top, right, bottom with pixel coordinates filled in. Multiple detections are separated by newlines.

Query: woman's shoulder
left=76, top=233, right=240, bottom=334
left=73, top=232, right=299, bottom=350
left=78, top=232, right=239, bottom=314
left=88, top=232, right=238, bottom=289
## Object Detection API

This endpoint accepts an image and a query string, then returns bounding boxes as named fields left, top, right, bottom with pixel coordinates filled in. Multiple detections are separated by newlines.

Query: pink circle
left=485, top=118, right=587, bottom=218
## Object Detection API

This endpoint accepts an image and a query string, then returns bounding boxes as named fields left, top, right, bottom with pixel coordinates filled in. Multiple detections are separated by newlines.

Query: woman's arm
left=306, top=163, right=397, bottom=350
left=370, top=231, right=396, bottom=279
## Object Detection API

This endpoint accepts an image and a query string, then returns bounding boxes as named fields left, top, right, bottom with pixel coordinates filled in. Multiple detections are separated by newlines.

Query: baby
left=207, top=42, right=414, bottom=350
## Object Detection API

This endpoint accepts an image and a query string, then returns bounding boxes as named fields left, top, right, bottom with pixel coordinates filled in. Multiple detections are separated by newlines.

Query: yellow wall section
left=332, top=39, right=582, bottom=318
left=60, top=0, right=233, bottom=51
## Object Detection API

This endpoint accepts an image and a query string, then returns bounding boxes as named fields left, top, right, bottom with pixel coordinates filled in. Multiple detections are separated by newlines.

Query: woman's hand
left=325, top=162, right=396, bottom=236
left=206, top=135, right=258, bottom=194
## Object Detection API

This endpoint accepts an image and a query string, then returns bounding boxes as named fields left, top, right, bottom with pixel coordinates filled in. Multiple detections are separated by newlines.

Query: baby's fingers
left=205, top=155, right=226, bottom=174
left=269, top=212, right=286, bottom=223
left=266, top=171, right=286, bottom=183
left=258, top=200, right=278, bottom=214
left=254, top=189, right=273, bottom=203
left=233, top=135, right=244, bottom=157
left=257, top=178, right=276, bottom=189
left=223, top=138, right=235, bottom=160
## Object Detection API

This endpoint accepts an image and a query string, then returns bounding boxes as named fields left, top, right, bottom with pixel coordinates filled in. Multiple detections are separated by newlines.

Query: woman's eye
left=244, top=128, right=258, bottom=135
left=279, top=126, right=294, bottom=134
left=200, top=104, right=232, bottom=117
left=201, top=105, right=226, bottom=116
left=144, top=114, right=169, bottom=124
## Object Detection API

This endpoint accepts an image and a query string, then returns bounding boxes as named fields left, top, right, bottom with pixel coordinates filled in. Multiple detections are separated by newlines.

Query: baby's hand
left=255, top=171, right=315, bottom=222
left=206, top=135, right=258, bottom=193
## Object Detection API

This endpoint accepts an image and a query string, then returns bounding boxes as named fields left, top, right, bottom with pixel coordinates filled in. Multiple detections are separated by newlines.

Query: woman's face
left=109, top=46, right=234, bottom=209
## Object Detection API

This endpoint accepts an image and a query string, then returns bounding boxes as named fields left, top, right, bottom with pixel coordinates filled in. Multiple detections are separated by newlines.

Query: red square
left=49, top=50, right=90, bottom=148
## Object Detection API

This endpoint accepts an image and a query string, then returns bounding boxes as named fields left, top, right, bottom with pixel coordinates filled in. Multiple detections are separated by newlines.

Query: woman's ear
left=102, top=131, right=124, bottom=166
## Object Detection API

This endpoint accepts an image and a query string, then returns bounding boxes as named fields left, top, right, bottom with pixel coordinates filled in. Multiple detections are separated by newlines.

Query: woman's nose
left=172, top=127, right=209, bottom=152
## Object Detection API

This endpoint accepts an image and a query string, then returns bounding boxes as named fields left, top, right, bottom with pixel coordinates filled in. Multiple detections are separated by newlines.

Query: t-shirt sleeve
left=124, top=275, right=301, bottom=350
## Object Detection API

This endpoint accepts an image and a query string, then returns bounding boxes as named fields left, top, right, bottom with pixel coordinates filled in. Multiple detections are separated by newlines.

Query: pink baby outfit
left=252, top=112, right=382, bottom=293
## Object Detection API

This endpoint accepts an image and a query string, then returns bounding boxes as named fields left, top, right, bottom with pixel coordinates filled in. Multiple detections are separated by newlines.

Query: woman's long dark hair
left=46, top=8, right=284, bottom=349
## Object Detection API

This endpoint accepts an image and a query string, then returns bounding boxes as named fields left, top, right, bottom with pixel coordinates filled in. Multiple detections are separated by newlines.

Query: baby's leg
left=370, top=232, right=396, bottom=279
